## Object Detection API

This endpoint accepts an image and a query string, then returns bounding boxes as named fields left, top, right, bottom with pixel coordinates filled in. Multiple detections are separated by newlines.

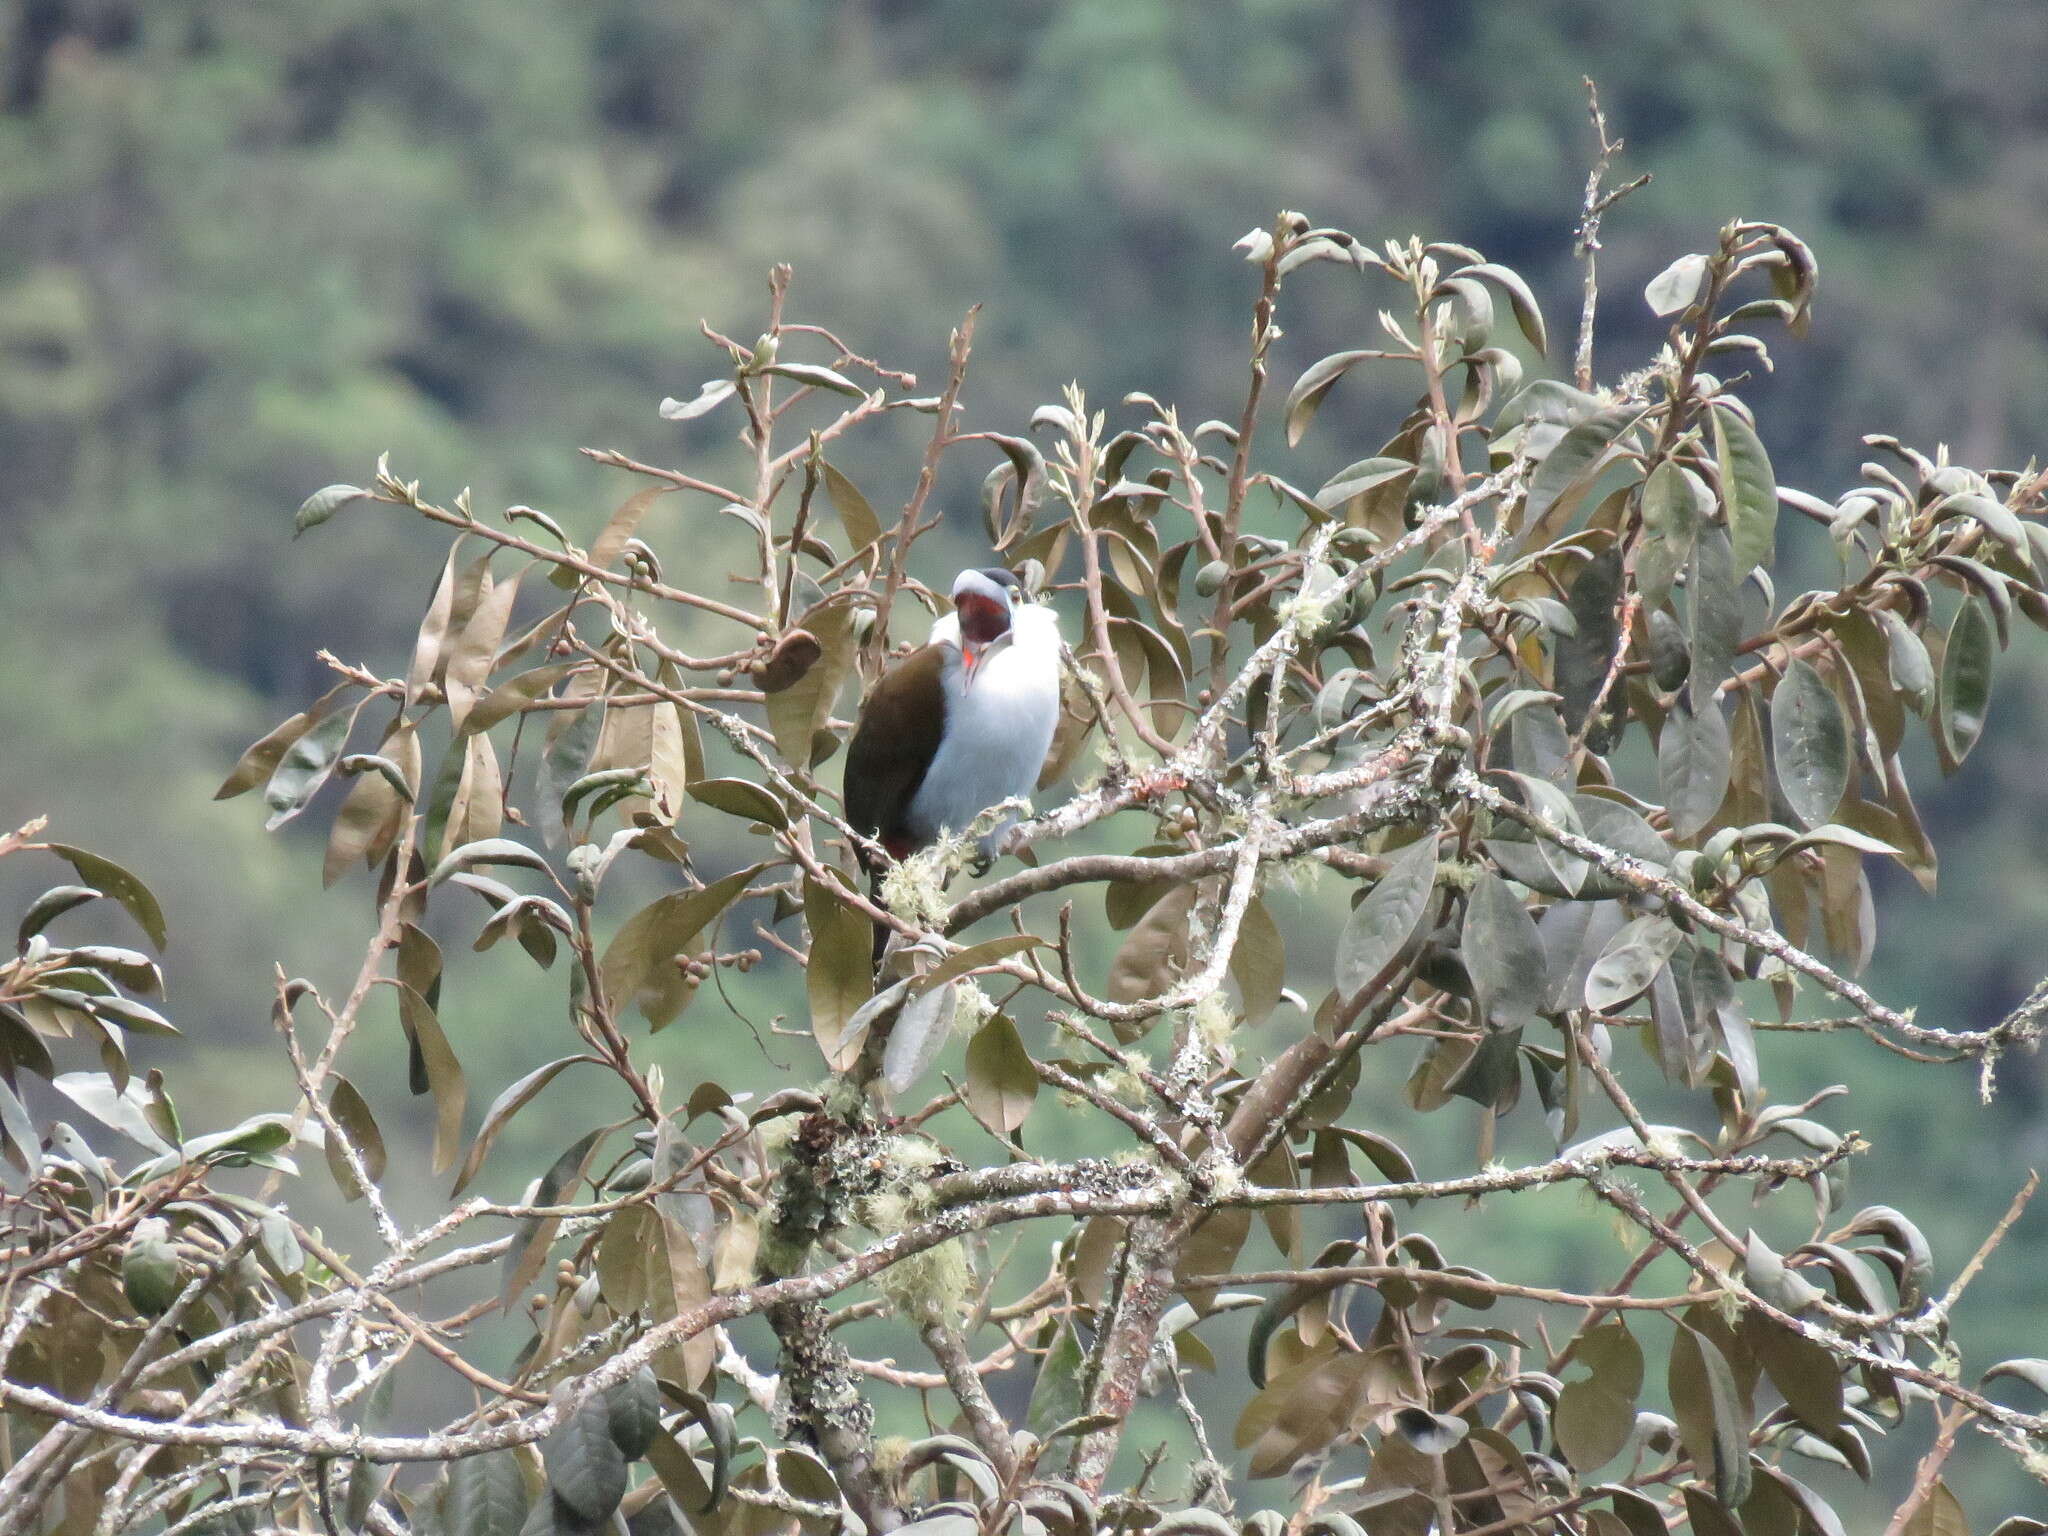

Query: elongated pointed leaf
left=1713, top=404, right=1778, bottom=574
left=444, top=1449, right=529, bottom=1536
left=805, top=876, right=875, bottom=1067
left=1770, top=660, right=1850, bottom=830
left=47, top=847, right=167, bottom=950
left=1455, top=263, right=1549, bottom=353
left=601, top=866, right=761, bottom=1029
left=1686, top=525, right=1742, bottom=709
left=1936, top=598, right=1995, bottom=769
left=1584, top=917, right=1683, bottom=1012
left=658, top=379, right=736, bottom=421
left=452, top=1056, right=592, bottom=1197
left=1285, top=351, right=1378, bottom=447
left=964, top=1012, right=1037, bottom=1135
left=765, top=361, right=865, bottom=396
left=1659, top=698, right=1731, bottom=841
left=1523, top=410, right=1641, bottom=539
left=1461, top=870, right=1548, bottom=1029
left=395, top=984, right=466, bottom=1175
left=1670, top=1321, right=1752, bottom=1507
left=1335, top=834, right=1439, bottom=997
left=1556, top=1320, right=1643, bottom=1472
left=323, top=1075, right=385, bottom=1201
left=544, top=1392, right=628, bottom=1525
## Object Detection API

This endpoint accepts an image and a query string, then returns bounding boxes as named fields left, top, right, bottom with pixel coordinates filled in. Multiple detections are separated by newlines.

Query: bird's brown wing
left=843, top=643, right=949, bottom=869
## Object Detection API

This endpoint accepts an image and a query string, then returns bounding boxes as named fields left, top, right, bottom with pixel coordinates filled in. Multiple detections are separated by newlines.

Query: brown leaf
left=804, top=875, right=875, bottom=1068
left=963, top=1012, right=1037, bottom=1136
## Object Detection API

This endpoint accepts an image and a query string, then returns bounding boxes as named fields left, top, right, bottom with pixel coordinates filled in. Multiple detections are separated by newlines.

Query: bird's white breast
left=907, top=604, right=1062, bottom=849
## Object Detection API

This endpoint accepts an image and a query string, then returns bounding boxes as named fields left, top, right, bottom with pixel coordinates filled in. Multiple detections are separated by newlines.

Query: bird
left=843, top=567, right=1063, bottom=961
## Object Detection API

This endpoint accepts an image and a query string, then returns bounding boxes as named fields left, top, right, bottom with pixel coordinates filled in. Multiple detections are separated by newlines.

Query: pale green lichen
left=755, top=1114, right=796, bottom=1162
left=1435, top=857, right=1480, bottom=892
left=880, top=841, right=958, bottom=927
left=856, top=1136, right=972, bottom=1323
left=1099, top=1066, right=1148, bottom=1107
left=952, top=982, right=996, bottom=1035
left=1192, top=993, right=1236, bottom=1054
left=1276, top=587, right=1336, bottom=634
left=1262, top=854, right=1326, bottom=896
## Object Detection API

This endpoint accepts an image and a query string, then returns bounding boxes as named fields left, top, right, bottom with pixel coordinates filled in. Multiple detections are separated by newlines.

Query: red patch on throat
left=955, top=592, right=1011, bottom=646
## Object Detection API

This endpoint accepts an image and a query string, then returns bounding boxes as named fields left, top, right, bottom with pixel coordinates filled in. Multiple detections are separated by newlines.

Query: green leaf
left=604, top=1367, right=663, bottom=1461
left=585, top=485, right=674, bottom=579
left=430, top=838, right=553, bottom=886
left=1933, top=491, right=2032, bottom=568
left=52, top=1071, right=175, bottom=1154
left=395, top=984, right=466, bottom=1176
left=1712, top=404, right=1778, bottom=574
left=324, top=1075, right=386, bottom=1202
left=1685, top=525, right=1742, bottom=709
left=880, top=979, right=957, bottom=1094
left=1523, top=409, right=1641, bottom=539
left=1231, top=898, right=1286, bottom=1027
left=1644, top=253, right=1708, bottom=317
left=764, top=361, right=865, bottom=396
left=600, top=866, right=761, bottom=1030
left=1285, top=351, right=1378, bottom=447
left=1682, top=1489, right=1745, bottom=1536
left=1659, top=698, right=1731, bottom=841
left=452, top=1056, right=591, bottom=1197
left=1025, top=1322, right=1088, bottom=1437
left=1555, top=547, right=1625, bottom=752
left=1770, top=660, right=1850, bottom=830
left=1743, top=1311, right=1842, bottom=1438
left=1334, top=834, right=1438, bottom=997
left=805, top=876, right=875, bottom=1069
left=1936, top=598, right=1995, bottom=769
left=1879, top=610, right=1934, bottom=711
left=912, top=935, right=1043, bottom=996
left=501, top=1128, right=606, bottom=1309
left=822, top=462, right=882, bottom=555
left=294, top=484, right=368, bottom=538
left=685, top=777, right=788, bottom=829
left=444, top=1449, right=529, bottom=1536
left=1636, top=460, right=1701, bottom=612
left=1583, top=916, right=1683, bottom=1012
left=1315, top=457, right=1416, bottom=513
left=765, top=605, right=854, bottom=768
left=1555, top=1320, right=1643, bottom=1472
left=467, top=663, right=582, bottom=734
left=17, top=885, right=102, bottom=950
left=1461, top=870, right=1548, bottom=1029
left=964, top=1012, right=1037, bottom=1136
left=1670, top=1321, right=1752, bottom=1508
left=47, top=846, right=167, bottom=950
left=1454, top=263, right=1549, bottom=353
left=1982, top=1358, right=2048, bottom=1397
left=544, top=1392, right=628, bottom=1525
left=656, top=1391, right=735, bottom=1514
left=262, top=704, right=358, bottom=831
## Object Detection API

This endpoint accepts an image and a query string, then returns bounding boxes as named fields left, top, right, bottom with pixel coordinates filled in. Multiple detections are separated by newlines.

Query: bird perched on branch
left=844, top=567, right=1062, bottom=960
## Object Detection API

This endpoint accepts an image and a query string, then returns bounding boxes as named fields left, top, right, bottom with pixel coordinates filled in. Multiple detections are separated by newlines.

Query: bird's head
left=950, top=567, right=1021, bottom=679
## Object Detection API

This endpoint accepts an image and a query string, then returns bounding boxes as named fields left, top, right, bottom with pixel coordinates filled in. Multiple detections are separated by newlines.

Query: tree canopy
left=4, top=177, right=2048, bottom=1533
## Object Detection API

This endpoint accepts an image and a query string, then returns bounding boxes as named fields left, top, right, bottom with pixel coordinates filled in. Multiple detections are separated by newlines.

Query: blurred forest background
left=4, top=0, right=2048, bottom=1513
